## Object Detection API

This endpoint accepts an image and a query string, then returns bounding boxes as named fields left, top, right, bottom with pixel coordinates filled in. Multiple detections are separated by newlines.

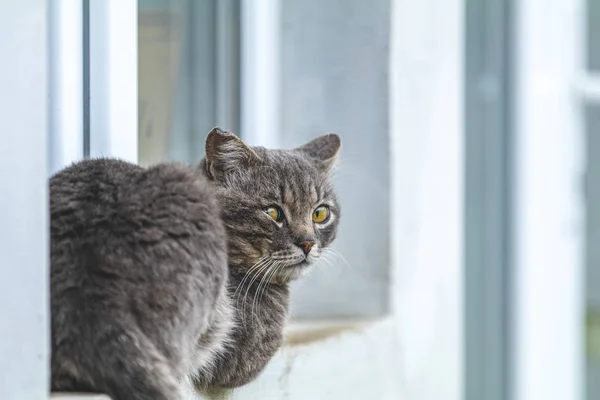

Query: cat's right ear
left=295, top=133, right=341, bottom=171
left=204, top=127, right=262, bottom=180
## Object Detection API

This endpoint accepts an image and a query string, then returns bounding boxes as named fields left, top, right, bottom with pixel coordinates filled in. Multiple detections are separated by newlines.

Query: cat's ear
left=204, top=127, right=262, bottom=180
left=296, top=133, right=341, bottom=170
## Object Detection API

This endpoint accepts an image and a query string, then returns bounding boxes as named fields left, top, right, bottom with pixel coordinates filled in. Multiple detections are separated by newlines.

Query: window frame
left=389, top=0, right=465, bottom=398
left=49, top=0, right=84, bottom=174
left=88, top=0, right=138, bottom=163
left=240, top=0, right=280, bottom=147
left=511, top=0, right=586, bottom=399
left=0, top=1, right=50, bottom=399
left=580, top=0, right=600, bottom=398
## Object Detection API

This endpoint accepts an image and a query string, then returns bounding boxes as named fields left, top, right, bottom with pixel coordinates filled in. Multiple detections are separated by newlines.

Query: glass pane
left=586, top=104, right=600, bottom=400
left=137, top=0, right=238, bottom=165
left=281, top=0, right=391, bottom=318
left=587, top=0, right=600, bottom=71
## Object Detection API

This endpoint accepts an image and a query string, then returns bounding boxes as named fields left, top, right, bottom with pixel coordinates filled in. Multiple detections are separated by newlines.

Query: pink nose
left=297, top=241, right=315, bottom=255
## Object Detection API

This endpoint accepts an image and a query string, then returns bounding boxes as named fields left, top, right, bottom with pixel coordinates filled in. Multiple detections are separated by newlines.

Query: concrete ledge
left=191, top=318, right=398, bottom=400
left=53, top=319, right=391, bottom=400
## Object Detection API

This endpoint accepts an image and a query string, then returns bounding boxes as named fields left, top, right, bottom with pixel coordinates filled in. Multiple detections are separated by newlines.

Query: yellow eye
left=312, top=206, right=330, bottom=224
left=264, top=206, right=283, bottom=222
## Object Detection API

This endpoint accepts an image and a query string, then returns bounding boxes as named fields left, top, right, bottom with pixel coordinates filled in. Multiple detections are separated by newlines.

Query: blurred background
left=1, top=0, right=599, bottom=399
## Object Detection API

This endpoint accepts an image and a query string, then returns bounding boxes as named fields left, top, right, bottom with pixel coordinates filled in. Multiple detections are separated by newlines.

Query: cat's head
left=201, top=127, right=341, bottom=283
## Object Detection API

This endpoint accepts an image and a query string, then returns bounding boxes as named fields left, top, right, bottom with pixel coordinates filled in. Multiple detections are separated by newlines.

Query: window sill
left=192, top=317, right=397, bottom=400
left=52, top=318, right=397, bottom=400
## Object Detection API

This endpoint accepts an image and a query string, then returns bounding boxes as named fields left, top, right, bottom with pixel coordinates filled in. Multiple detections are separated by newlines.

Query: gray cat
left=50, top=128, right=341, bottom=399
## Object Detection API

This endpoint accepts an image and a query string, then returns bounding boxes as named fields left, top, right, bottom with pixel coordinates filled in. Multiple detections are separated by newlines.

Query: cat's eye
left=312, top=206, right=330, bottom=224
left=264, top=206, right=284, bottom=222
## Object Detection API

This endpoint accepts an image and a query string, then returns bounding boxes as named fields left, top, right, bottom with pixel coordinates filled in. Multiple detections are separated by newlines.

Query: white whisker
left=233, top=256, right=268, bottom=299
left=253, top=261, right=281, bottom=319
left=327, top=247, right=352, bottom=270
left=240, top=259, right=273, bottom=325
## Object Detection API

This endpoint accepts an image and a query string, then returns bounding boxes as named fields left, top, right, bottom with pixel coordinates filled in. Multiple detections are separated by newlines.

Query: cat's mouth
left=290, top=259, right=310, bottom=268
left=275, top=260, right=312, bottom=282
left=261, top=250, right=322, bottom=282
left=285, top=255, right=315, bottom=268
left=259, top=256, right=313, bottom=283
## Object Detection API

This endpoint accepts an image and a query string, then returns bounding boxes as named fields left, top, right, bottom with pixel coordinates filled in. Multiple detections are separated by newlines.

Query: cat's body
left=50, top=129, right=341, bottom=399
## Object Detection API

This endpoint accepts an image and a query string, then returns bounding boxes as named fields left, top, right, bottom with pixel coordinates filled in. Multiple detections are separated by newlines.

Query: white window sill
left=52, top=318, right=397, bottom=400
left=190, top=318, right=397, bottom=400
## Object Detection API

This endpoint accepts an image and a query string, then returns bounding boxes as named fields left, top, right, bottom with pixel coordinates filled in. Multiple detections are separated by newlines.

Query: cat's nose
left=296, top=240, right=315, bottom=255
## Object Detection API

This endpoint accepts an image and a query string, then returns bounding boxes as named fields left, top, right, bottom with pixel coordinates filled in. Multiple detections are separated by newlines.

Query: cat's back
left=51, top=158, right=219, bottom=231
left=52, top=157, right=227, bottom=319
left=50, top=158, right=230, bottom=397
left=52, top=158, right=222, bottom=246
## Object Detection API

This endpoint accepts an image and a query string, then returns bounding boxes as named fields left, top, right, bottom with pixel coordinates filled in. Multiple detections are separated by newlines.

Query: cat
left=50, top=128, right=341, bottom=399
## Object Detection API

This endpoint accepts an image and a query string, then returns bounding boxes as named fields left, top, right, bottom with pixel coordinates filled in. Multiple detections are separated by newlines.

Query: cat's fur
left=50, top=129, right=341, bottom=399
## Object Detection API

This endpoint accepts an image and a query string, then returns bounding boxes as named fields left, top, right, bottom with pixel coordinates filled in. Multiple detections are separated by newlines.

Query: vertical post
left=512, top=0, right=585, bottom=399
left=240, top=0, right=280, bottom=147
left=216, top=0, right=241, bottom=134
left=49, top=0, right=84, bottom=174
left=0, top=1, right=50, bottom=399
left=464, top=0, right=513, bottom=398
left=389, top=0, right=465, bottom=398
left=88, top=0, right=138, bottom=163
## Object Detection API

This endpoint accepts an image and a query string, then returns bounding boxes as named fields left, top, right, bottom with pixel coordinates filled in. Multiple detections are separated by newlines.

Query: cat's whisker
left=314, top=254, right=337, bottom=277
left=233, top=263, right=260, bottom=302
left=233, top=256, right=269, bottom=299
left=252, top=261, right=281, bottom=320
left=235, top=258, right=270, bottom=324
left=315, top=250, right=334, bottom=264
left=326, top=247, right=352, bottom=270
left=255, top=262, right=283, bottom=317
left=235, top=257, right=272, bottom=305
left=313, top=249, right=347, bottom=278
left=241, top=259, right=274, bottom=325
left=237, top=259, right=270, bottom=325
left=240, top=261, right=272, bottom=325
left=317, top=253, right=335, bottom=269
left=250, top=264, right=270, bottom=318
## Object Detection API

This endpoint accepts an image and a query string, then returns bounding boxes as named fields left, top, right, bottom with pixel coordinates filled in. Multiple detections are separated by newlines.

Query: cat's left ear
left=295, top=133, right=341, bottom=170
left=204, top=127, right=262, bottom=180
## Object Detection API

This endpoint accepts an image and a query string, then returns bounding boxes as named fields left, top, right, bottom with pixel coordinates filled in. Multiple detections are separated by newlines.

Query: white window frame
left=88, top=0, right=138, bottom=163
left=49, top=0, right=84, bottom=174
left=512, top=0, right=586, bottom=399
left=240, top=0, right=280, bottom=148
left=0, top=1, right=50, bottom=399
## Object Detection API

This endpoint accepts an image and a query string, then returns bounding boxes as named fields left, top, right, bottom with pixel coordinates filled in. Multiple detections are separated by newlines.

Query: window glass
left=588, top=0, right=600, bottom=71
left=586, top=103, right=600, bottom=400
left=138, top=0, right=235, bottom=165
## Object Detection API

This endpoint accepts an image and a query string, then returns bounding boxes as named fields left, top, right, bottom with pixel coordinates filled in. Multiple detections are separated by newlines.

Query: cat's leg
left=52, top=321, right=182, bottom=400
